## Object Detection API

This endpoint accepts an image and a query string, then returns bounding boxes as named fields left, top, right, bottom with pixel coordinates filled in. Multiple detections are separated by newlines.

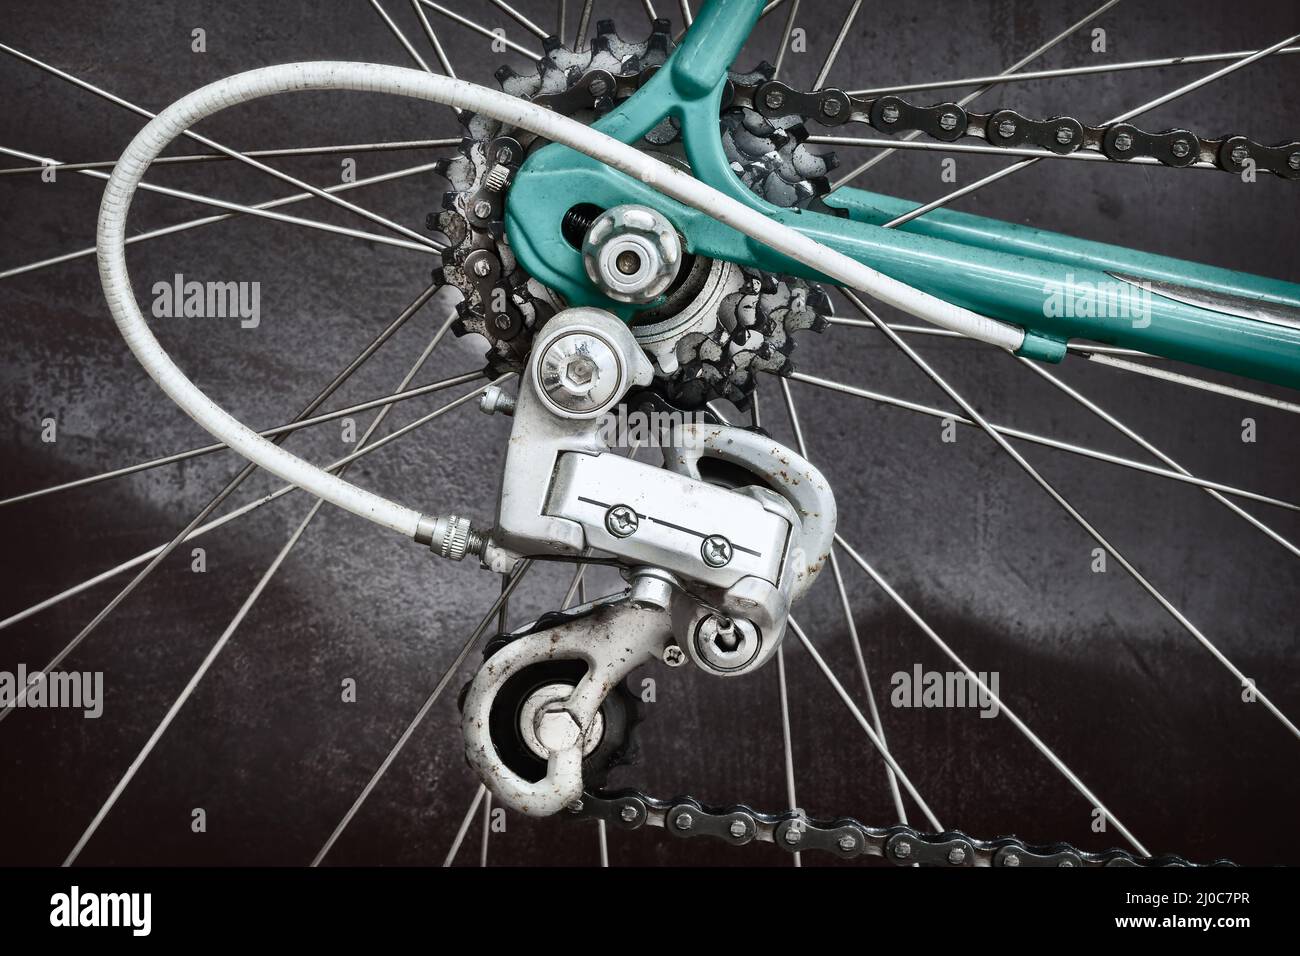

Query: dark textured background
left=1, top=0, right=1298, bottom=867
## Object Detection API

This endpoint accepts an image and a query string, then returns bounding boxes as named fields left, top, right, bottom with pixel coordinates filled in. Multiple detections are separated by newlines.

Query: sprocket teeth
left=595, top=18, right=618, bottom=38
left=541, top=34, right=565, bottom=55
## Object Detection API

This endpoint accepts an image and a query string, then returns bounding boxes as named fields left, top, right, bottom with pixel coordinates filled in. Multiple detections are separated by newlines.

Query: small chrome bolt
left=997, top=118, right=1017, bottom=139
left=588, top=76, right=609, bottom=97
left=1289, top=152, right=1300, bottom=170
left=1113, top=132, right=1134, bottom=152
left=620, top=806, right=639, bottom=823
left=675, top=812, right=694, bottom=831
left=472, top=258, right=492, bottom=277
left=605, top=504, right=639, bottom=538
left=764, top=89, right=785, bottom=110
left=938, top=112, right=959, bottom=132
left=1055, top=126, right=1074, bottom=145
left=662, top=645, right=686, bottom=667
left=1231, top=144, right=1250, bottom=166
left=700, top=535, right=733, bottom=568
left=1003, top=852, right=1021, bottom=867
left=838, top=834, right=857, bottom=852
left=821, top=97, right=842, bottom=118
left=729, top=820, right=748, bottom=839
left=948, top=846, right=967, bottom=865
left=478, top=384, right=515, bottom=417
left=894, top=840, right=913, bottom=860
left=472, top=199, right=493, bottom=219
left=880, top=104, right=901, bottom=124
left=1170, top=139, right=1191, bottom=159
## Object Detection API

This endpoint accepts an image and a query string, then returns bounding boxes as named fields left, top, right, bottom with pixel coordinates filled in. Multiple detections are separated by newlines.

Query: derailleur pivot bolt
left=581, top=204, right=682, bottom=304
left=534, top=704, right=582, bottom=753
left=537, top=330, right=624, bottom=414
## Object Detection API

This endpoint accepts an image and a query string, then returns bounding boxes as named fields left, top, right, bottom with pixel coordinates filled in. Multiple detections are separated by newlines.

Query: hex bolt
left=472, top=258, right=492, bottom=277
left=605, top=504, right=639, bottom=538
left=838, top=834, right=857, bottom=852
left=1003, top=852, right=1021, bottom=867
left=997, top=118, right=1017, bottom=139
left=700, top=534, right=733, bottom=568
left=1113, top=132, right=1134, bottom=152
left=764, top=89, right=785, bottom=110
left=620, top=806, right=639, bottom=823
left=675, top=812, right=694, bottom=831
left=880, top=104, right=901, bottom=124
left=729, top=820, right=748, bottom=839
left=1170, top=139, right=1191, bottom=159
left=1289, top=152, right=1300, bottom=171
left=948, top=846, right=967, bottom=865
left=1055, top=126, right=1075, bottom=145
left=938, top=112, right=959, bottom=132
left=1231, top=144, right=1250, bottom=166
left=893, top=839, right=913, bottom=860
left=588, top=77, right=610, bottom=97
left=662, top=645, right=686, bottom=667
left=472, top=199, right=493, bottom=219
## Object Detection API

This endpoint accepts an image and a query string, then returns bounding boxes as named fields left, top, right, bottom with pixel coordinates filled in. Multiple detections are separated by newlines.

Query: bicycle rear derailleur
left=449, top=307, right=836, bottom=816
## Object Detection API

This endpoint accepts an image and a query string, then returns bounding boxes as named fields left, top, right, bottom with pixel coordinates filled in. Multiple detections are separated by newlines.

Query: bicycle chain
left=568, top=787, right=1232, bottom=866
left=740, top=80, right=1300, bottom=179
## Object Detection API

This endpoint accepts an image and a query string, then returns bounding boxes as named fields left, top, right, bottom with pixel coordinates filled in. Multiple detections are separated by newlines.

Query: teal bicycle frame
left=506, top=0, right=1300, bottom=389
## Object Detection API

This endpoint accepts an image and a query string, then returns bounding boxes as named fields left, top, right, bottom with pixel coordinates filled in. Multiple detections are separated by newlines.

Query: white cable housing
left=98, top=62, right=1024, bottom=539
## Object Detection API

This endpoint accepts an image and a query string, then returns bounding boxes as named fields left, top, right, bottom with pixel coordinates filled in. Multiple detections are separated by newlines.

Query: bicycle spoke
left=1080, top=353, right=1300, bottom=414
left=771, top=0, right=800, bottom=80
left=574, top=0, right=595, bottom=52
left=443, top=784, right=488, bottom=867
left=847, top=45, right=1300, bottom=97
left=0, top=144, right=438, bottom=255
left=0, top=42, right=441, bottom=250
left=779, top=378, right=908, bottom=825
left=0, top=378, right=500, bottom=639
left=369, top=0, right=433, bottom=71
left=828, top=538, right=1149, bottom=854
left=489, top=0, right=550, bottom=39
left=479, top=790, right=493, bottom=866
left=410, top=0, right=458, bottom=78
left=842, top=289, right=1300, bottom=742
left=811, top=0, right=859, bottom=92
left=774, top=646, right=801, bottom=867
left=790, top=370, right=1300, bottom=513
left=0, top=139, right=457, bottom=177
left=2, top=160, right=442, bottom=282
left=786, top=618, right=945, bottom=833
left=639, top=0, right=659, bottom=25
left=0, top=371, right=485, bottom=510
left=311, top=561, right=533, bottom=866
left=833, top=0, right=1122, bottom=185
left=882, top=31, right=1300, bottom=227
left=1018, top=357, right=1300, bottom=559
left=416, top=0, right=541, bottom=60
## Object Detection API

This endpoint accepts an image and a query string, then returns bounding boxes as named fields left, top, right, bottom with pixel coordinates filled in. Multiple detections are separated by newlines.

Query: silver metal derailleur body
left=463, top=307, right=836, bottom=816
